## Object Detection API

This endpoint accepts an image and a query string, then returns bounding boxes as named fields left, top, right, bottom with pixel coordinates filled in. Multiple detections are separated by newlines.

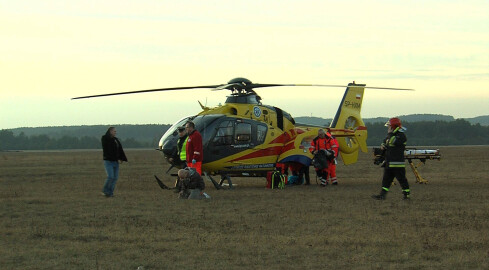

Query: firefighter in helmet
left=372, top=117, right=410, bottom=200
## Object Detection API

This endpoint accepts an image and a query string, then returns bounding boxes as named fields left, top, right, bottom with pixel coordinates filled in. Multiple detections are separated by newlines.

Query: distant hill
left=295, top=114, right=488, bottom=126
left=466, top=115, right=489, bottom=126
left=294, top=116, right=332, bottom=126
left=2, top=114, right=489, bottom=150
left=8, top=124, right=171, bottom=145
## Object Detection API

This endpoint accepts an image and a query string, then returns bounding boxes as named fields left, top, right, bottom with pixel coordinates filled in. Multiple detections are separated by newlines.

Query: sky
left=1, top=0, right=488, bottom=129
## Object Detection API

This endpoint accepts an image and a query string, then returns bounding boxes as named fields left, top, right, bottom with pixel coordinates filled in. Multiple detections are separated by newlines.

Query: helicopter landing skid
left=154, top=175, right=171, bottom=190
left=204, top=172, right=234, bottom=190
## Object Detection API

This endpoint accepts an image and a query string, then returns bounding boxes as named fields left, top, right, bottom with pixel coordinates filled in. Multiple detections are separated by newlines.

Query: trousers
left=103, top=160, right=119, bottom=196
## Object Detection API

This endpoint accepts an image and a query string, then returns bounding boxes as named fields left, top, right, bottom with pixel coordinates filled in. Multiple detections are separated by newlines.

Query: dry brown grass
left=1, top=146, right=489, bottom=269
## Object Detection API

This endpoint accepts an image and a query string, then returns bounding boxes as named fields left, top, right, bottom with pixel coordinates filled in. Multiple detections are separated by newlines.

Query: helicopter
left=73, top=77, right=411, bottom=188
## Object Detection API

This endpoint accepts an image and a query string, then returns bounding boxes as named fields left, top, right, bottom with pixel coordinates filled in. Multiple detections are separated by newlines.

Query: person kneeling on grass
left=175, top=168, right=209, bottom=200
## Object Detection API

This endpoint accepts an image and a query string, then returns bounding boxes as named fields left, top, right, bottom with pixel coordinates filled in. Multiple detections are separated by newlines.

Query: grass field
left=1, top=146, right=489, bottom=269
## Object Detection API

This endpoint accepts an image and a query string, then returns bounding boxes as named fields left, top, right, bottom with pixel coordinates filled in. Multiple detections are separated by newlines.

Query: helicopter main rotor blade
left=364, top=86, right=414, bottom=91
left=72, top=79, right=414, bottom=100
left=251, top=83, right=414, bottom=91
left=71, top=84, right=222, bottom=100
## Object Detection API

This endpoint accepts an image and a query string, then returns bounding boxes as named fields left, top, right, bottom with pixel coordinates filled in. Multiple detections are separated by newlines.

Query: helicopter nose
left=161, top=139, right=177, bottom=157
left=161, top=145, right=175, bottom=157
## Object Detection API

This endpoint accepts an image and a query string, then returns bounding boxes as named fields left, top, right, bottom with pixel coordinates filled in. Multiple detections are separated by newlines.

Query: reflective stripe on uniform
left=388, top=161, right=405, bottom=168
left=180, top=137, right=188, bottom=161
left=389, top=164, right=405, bottom=168
left=388, top=136, right=396, bottom=146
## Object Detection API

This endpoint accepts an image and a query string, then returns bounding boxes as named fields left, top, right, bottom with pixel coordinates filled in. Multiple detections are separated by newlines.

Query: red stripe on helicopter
left=230, top=146, right=284, bottom=162
left=269, top=132, right=292, bottom=144
left=229, top=141, right=297, bottom=162
left=280, top=141, right=296, bottom=153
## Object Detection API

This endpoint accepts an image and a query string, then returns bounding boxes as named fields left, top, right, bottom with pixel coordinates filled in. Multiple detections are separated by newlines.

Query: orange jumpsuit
left=327, top=136, right=339, bottom=184
left=310, top=133, right=338, bottom=185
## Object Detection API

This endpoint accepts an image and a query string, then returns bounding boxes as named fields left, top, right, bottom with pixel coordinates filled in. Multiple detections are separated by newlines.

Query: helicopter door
left=209, top=119, right=276, bottom=168
left=233, top=120, right=276, bottom=167
left=255, top=124, right=267, bottom=146
left=209, top=120, right=241, bottom=160
left=208, top=120, right=259, bottom=156
left=234, top=120, right=269, bottom=149
left=250, top=123, right=277, bottom=163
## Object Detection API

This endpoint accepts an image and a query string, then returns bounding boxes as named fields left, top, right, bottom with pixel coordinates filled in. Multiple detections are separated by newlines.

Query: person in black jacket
left=101, top=127, right=127, bottom=197
left=372, top=117, right=410, bottom=200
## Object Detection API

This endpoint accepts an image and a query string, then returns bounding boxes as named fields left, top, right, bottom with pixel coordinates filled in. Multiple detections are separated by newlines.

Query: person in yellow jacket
left=169, top=126, right=188, bottom=169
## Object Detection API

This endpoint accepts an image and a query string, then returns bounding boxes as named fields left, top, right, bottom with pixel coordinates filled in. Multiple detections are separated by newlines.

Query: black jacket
left=381, top=128, right=406, bottom=168
left=181, top=168, right=205, bottom=190
left=101, top=134, right=128, bottom=162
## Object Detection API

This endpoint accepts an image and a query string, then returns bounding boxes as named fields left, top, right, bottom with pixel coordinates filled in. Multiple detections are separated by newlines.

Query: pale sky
left=1, top=0, right=488, bottom=129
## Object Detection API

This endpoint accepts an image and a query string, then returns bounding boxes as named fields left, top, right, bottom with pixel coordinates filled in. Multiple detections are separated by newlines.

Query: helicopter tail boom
left=330, top=83, right=368, bottom=165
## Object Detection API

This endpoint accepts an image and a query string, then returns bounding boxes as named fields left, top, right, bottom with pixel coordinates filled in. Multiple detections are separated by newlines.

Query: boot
left=371, top=194, right=385, bottom=200
left=320, top=178, right=328, bottom=187
left=402, top=190, right=410, bottom=200
left=372, top=189, right=387, bottom=200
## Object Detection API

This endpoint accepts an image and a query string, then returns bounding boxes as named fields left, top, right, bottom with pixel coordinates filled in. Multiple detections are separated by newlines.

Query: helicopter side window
left=256, top=124, right=267, bottom=144
left=213, top=121, right=234, bottom=146
left=235, top=123, right=251, bottom=143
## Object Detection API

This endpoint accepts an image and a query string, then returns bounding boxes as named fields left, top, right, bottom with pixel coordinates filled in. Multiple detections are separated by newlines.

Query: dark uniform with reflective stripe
left=379, top=127, right=410, bottom=199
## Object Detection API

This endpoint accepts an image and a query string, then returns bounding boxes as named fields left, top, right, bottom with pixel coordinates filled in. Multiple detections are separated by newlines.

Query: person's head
left=385, top=117, right=402, bottom=132
left=185, top=121, right=195, bottom=133
left=178, top=169, right=190, bottom=179
left=177, top=126, right=186, bottom=137
left=106, top=127, right=117, bottom=137
left=318, top=129, right=326, bottom=138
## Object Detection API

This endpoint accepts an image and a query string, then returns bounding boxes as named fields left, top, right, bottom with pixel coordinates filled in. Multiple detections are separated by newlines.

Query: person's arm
left=331, top=139, right=339, bottom=157
left=115, top=138, right=128, bottom=162
left=380, top=136, right=389, bottom=150
left=192, top=133, right=203, bottom=162
left=310, top=139, right=317, bottom=154
left=101, top=136, right=108, bottom=150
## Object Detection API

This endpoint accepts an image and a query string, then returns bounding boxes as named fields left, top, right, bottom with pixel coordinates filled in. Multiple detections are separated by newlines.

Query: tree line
left=365, top=119, right=489, bottom=146
left=0, top=131, right=152, bottom=150
left=1, top=119, right=488, bottom=151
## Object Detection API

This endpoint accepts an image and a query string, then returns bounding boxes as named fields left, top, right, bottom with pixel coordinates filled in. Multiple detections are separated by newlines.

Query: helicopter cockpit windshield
left=158, top=114, right=224, bottom=158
